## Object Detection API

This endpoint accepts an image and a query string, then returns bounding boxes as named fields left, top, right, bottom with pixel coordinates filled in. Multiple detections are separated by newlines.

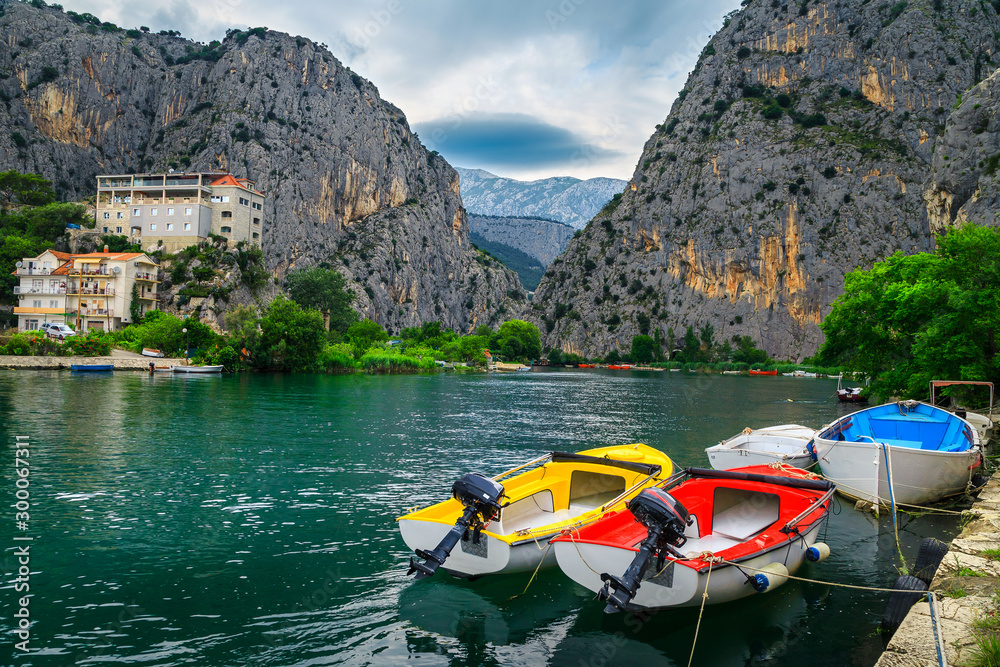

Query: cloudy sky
left=60, top=0, right=742, bottom=181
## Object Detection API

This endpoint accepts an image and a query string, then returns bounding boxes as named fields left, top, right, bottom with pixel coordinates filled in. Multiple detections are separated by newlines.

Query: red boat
left=552, top=465, right=834, bottom=612
left=578, top=363, right=596, bottom=368
left=837, top=387, right=868, bottom=403
left=608, top=364, right=632, bottom=370
left=749, top=369, right=777, bottom=376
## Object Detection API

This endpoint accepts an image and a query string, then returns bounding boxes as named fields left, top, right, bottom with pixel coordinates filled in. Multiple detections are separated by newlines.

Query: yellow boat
left=399, top=443, right=673, bottom=578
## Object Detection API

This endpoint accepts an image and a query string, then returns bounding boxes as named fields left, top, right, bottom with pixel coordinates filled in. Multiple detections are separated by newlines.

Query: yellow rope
left=687, top=562, right=713, bottom=667
left=508, top=540, right=554, bottom=601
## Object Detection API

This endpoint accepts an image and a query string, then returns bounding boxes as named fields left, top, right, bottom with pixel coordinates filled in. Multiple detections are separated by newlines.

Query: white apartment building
left=13, top=249, right=160, bottom=332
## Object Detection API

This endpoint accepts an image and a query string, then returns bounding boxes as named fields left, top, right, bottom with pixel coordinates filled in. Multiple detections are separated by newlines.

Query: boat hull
left=170, top=365, right=224, bottom=373
left=707, top=448, right=814, bottom=470
left=812, top=438, right=978, bottom=505
left=70, top=365, right=114, bottom=372
left=554, top=520, right=824, bottom=609
left=141, top=348, right=164, bottom=358
left=398, top=519, right=555, bottom=576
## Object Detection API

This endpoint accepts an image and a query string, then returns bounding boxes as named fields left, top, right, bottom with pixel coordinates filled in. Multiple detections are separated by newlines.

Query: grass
left=981, top=548, right=1000, bottom=560
left=941, top=584, right=969, bottom=599
left=954, top=565, right=989, bottom=578
left=969, top=633, right=1000, bottom=667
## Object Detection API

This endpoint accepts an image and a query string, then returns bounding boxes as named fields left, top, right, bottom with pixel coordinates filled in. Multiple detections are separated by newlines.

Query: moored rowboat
left=70, top=364, right=114, bottom=372
left=170, top=365, right=224, bottom=374
left=398, top=444, right=673, bottom=579
left=812, top=401, right=983, bottom=506
left=552, top=465, right=834, bottom=612
left=705, top=424, right=817, bottom=470
left=141, top=348, right=165, bottom=358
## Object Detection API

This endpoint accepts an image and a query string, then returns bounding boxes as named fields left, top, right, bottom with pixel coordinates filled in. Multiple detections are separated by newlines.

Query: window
left=252, top=232, right=259, bottom=240
left=102, top=227, right=109, bottom=233
left=253, top=202, right=262, bottom=210
left=221, top=211, right=233, bottom=219
left=103, top=212, right=110, bottom=219
left=116, top=227, right=123, bottom=234
left=167, top=207, right=174, bottom=215
left=133, top=208, right=140, bottom=216
left=32, top=300, right=41, bottom=308
left=150, top=223, right=157, bottom=231
left=184, top=207, right=192, bottom=215
left=253, top=217, right=260, bottom=225
left=183, top=223, right=191, bottom=231
left=50, top=300, right=58, bottom=308
left=210, top=195, right=230, bottom=203
left=166, top=223, right=173, bottom=231
left=117, top=212, right=124, bottom=219
left=220, top=226, right=231, bottom=234
left=26, top=320, right=38, bottom=331
left=151, top=208, right=158, bottom=216
left=239, top=197, right=249, bottom=206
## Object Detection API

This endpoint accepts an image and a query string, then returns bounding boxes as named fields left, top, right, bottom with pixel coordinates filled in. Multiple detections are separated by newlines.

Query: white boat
left=552, top=465, right=835, bottom=612
left=705, top=424, right=817, bottom=470
left=141, top=348, right=165, bottom=358
left=812, top=401, right=984, bottom=506
left=398, top=444, right=673, bottom=578
left=170, top=365, right=224, bottom=374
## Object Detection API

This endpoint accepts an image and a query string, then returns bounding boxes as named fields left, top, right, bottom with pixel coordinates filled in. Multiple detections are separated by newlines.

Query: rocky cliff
left=456, top=167, right=626, bottom=229
left=925, top=66, right=1000, bottom=230
left=468, top=214, right=576, bottom=266
left=531, top=0, right=1000, bottom=360
left=0, top=1, right=525, bottom=333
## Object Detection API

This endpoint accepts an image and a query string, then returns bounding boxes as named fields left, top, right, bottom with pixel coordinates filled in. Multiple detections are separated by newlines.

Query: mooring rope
left=687, top=562, right=713, bottom=667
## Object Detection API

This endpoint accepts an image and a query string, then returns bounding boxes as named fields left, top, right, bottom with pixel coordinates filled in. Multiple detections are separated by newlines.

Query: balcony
left=16, top=267, right=52, bottom=276
left=67, top=286, right=116, bottom=296
left=68, top=308, right=113, bottom=317
left=69, top=268, right=114, bottom=277
left=134, top=272, right=158, bottom=281
left=14, top=286, right=67, bottom=295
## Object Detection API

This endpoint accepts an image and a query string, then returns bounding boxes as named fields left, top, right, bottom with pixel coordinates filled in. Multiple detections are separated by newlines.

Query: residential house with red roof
left=13, top=248, right=160, bottom=332
left=94, top=172, right=264, bottom=253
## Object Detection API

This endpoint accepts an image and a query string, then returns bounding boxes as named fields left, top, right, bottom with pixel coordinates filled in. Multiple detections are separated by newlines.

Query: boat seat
left=682, top=534, right=740, bottom=558
left=858, top=437, right=923, bottom=450
left=711, top=488, right=780, bottom=541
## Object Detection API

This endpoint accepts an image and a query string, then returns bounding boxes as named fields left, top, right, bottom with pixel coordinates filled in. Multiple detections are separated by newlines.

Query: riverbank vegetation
left=818, top=223, right=1000, bottom=403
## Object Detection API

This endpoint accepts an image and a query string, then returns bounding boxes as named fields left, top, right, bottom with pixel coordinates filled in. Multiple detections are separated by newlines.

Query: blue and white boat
left=812, top=401, right=983, bottom=507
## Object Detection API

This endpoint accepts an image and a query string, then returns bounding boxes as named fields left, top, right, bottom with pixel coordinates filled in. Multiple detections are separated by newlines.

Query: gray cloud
left=59, top=0, right=743, bottom=179
left=414, top=113, right=622, bottom=172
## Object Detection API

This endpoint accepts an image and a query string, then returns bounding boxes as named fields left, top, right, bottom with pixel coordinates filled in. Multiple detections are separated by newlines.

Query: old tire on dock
left=881, top=575, right=928, bottom=636
left=913, top=538, right=949, bottom=586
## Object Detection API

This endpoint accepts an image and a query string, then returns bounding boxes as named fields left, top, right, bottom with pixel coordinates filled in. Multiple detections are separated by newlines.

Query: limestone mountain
left=531, top=0, right=1000, bottom=360
left=0, top=0, right=525, bottom=333
left=467, top=214, right=576, bottom=267
left=456, top=167, right=626, bottom=229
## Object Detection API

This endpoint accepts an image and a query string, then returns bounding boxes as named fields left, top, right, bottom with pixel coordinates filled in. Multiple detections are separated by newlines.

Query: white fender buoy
left=806, top=542, right=831, bottom=563
left=750, top=562, right=789, bottom=593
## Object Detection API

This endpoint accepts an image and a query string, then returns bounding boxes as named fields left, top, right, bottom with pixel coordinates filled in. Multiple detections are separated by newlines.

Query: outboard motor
left=599, top=487, right=691, bottom=613
left=408, top=473, right=507, bottom=579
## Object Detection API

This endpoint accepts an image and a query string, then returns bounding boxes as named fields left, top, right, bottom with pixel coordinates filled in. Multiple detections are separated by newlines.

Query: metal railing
left=134, top=272, right=156, bottom=281
left=13, top=286, right=66, bottom=295
left=68, top=287, right=115, bottom=296
left=16, top=268, right=52, bottom=276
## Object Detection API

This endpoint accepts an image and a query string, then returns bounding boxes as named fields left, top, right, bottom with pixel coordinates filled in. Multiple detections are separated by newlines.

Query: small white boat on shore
left=141, top=348, right=165, bottom=358
left=170, top=365, right=224, bottom=374
left=812, top=401, right=984, bottom=506
left=705, top=424, right=817, bottom=470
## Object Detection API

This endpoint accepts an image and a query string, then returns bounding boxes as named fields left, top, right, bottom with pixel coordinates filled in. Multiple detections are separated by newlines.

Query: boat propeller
left=598, top=487, right=691, bottom=613
left=408, top=473, right=507, bottom=579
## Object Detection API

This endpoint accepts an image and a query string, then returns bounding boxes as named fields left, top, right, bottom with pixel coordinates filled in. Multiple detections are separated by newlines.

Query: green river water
left=0, top=369, right=964, bottom=666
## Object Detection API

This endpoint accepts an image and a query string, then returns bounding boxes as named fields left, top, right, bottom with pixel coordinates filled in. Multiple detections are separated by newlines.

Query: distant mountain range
left=467, top=214, right=577, bottom=291
left=456, top=168, right=626, bottom=229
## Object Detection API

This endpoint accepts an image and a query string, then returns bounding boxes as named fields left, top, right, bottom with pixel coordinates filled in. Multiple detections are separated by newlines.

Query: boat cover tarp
left=550, top=451, right=661, bottom=476
left=684, top=467, right=835, bottom=492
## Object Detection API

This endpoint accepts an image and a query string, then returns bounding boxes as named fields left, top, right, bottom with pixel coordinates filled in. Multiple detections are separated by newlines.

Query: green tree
left=818, top=223, right=1000, bottom=399
left=680, top=325, right=699, bottom=363
left=490, top=319, right=541, bottom=362
left=257, top=296, right=327, bottom=372
left=631, top=335, right=656, bottom=363
left=0, top=170, right=56, bottom=208
left=457, top=335, right=488, bottom=364
left=731, top=335, right=770, bottom=365
left=347, top=319, right=388, bottom=358
left=223, top=304, right=261, bottom=351
left=547, top=348, right=565, bottom=365
left=286, top=265, right=357, bottom=336
left=129, top=284, right=142, bottom=324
